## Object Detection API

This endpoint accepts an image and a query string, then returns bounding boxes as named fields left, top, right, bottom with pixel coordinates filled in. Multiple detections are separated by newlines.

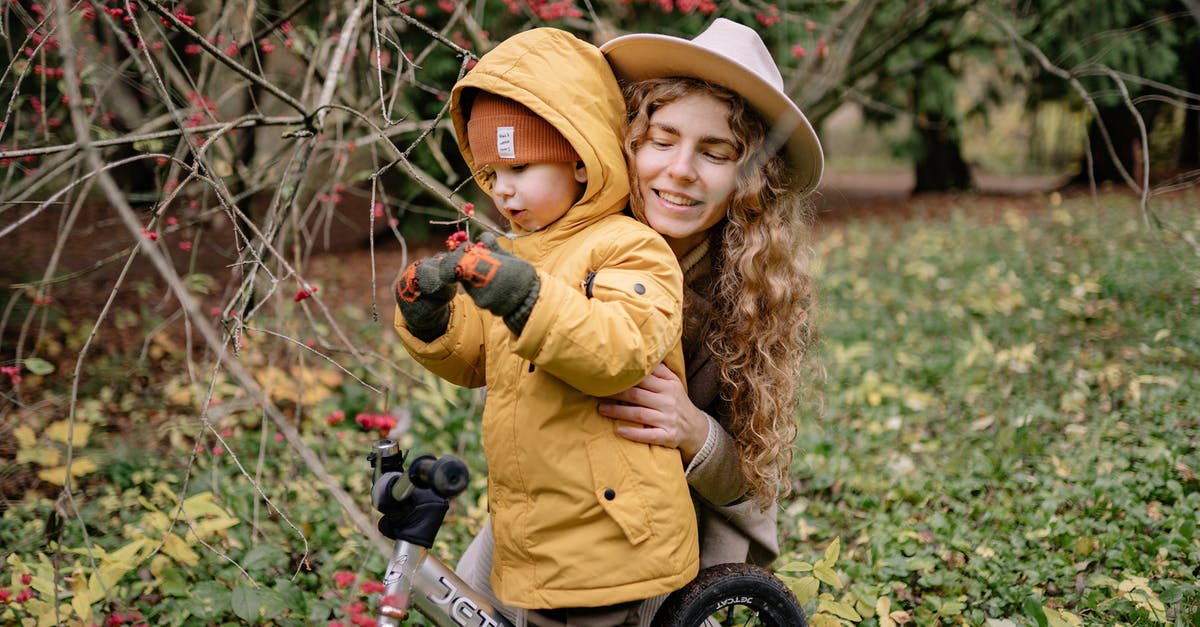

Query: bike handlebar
left=407, top=454, right=469, bottom=498
left=370, top=442, right=471, bottom=512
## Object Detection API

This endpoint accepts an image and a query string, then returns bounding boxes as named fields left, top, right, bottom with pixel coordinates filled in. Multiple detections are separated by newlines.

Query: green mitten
left=395, top=250, right=463, bottom=341
left=454, top=233, right=540, bottom=335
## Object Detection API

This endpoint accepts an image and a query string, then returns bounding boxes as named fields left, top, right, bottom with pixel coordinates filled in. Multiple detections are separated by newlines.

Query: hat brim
left=601, top=33, right=823, bottom=196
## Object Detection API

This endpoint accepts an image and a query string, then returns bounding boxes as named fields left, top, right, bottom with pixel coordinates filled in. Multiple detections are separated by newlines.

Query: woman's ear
left=574, top=161, right=588, bottom=184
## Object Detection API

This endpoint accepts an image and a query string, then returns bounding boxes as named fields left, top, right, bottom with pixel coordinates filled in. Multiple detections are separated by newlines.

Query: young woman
left=597, top=17, right=823, bottom=572
left=454, top=19, right=823, bottom=625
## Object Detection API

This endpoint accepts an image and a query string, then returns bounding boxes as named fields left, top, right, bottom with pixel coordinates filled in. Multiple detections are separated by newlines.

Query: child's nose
left=493, top=176, right=514, bottom=197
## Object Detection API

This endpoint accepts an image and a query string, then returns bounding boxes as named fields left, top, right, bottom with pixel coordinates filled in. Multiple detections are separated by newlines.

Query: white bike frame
left=370, top=439, right=515, bottom=627
left=377, top=538, right=515, bottom=627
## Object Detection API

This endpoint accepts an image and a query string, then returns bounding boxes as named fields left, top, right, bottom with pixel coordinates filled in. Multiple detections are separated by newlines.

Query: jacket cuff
left=684, top=413, right=719, bottom=475
left=407, top=308, right=451, bottom=342
left=685, top=413, right=751, bottom=506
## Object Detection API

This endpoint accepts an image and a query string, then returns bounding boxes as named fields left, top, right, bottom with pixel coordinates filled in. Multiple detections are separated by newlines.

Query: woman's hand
left=597, top=363, right=709, bottom=463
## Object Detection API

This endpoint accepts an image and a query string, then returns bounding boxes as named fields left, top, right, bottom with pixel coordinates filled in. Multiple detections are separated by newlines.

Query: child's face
left=489, top=162, right=587, bottom=232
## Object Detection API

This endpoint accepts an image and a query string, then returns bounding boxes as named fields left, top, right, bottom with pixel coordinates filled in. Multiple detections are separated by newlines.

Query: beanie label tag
left=496, top=126, right=515, bottom=159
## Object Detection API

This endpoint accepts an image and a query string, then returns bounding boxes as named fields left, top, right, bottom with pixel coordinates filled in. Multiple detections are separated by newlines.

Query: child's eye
left=510, top=163, right=528, bottom=172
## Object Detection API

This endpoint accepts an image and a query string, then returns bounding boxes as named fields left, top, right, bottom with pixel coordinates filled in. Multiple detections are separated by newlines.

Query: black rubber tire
left=652, top=563, right=807, bottom=627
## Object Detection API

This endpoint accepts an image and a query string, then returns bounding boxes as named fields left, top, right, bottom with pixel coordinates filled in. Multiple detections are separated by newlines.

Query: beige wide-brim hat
left=601, top=18, right=823, bottom=197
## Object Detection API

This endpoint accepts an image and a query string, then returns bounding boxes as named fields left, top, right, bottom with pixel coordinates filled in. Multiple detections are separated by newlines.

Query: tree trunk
left=910, top=56, right=972, bottom=193
left=913, top=116, right=973, bottom=193
left=1179, top=39, right=1200, bottom=168
left=1070, top=103, right=1162, bottom=186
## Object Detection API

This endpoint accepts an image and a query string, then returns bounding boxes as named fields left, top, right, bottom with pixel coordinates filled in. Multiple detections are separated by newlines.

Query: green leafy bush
left=3, top=190, right=1197, bottom=625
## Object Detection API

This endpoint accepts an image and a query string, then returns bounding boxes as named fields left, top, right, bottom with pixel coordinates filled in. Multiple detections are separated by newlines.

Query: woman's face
left=633, top=92, right=740, bottom=255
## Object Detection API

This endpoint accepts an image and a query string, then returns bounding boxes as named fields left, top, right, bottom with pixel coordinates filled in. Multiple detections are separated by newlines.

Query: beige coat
left=394, top=28, right=698, bottom=609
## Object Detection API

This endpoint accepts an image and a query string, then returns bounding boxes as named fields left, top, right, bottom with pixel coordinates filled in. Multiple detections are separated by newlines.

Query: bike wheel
left=651, top=563, right=807, bottom=627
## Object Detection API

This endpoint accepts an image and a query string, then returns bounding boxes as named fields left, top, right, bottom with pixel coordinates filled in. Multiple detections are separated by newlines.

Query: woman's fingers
left=597, top=362, right=690, bottom=449
left=649, top=361, right=679, bottom=383
left=613, top=422, right=671, bottom=446
left=598, top=399, right=683, bottom=448
left=597, top=398, right=653, bottom=425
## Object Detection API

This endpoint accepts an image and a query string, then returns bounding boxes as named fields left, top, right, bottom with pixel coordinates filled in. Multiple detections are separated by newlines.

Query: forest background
left=1, top=1, right=1198, bottom=625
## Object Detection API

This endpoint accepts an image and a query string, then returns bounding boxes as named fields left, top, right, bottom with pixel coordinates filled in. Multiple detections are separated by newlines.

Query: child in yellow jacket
left=392, top=28, right=698, bottom=622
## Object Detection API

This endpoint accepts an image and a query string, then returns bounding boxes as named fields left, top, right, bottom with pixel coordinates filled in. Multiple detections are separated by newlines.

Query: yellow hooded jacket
left=393, top=28, right=699, bottom=609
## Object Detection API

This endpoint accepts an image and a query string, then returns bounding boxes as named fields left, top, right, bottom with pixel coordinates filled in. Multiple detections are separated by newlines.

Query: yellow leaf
left=819, top=598, right=863, bottom=621
left=1045, top=607, right=1084, bottom=627
left=192, top=516, right=239, bottom=538
left=255, top=366, right=292, bottom=402
left=152, top=481, right=179, bottom=505
left=138, top=510, right=171, bottom=533
left=808, top=614, right=842, bottom=627
left=1118, top=575, right=1150, bottom=593
left=877, top=597, right=896, bottom=627
left=777, top=560, right=813, bottom=573
left=90, top=539, right=148, bottom=596
left=315, top=367, right=344, bottom=388
left=14, top=425, right=38, bottom=448
left=71, top=584, right=94, bottom=622
left=162, top=532, right=200, bottom=566
left=17, top=444, right=62, bottom=467
left=27, top=599, right=59, bottom=627
left=164, top=379, right=194, bottom=406
left=149, top=554, right=172, bottom=578
left=44, top=420, right=91, bottom=447
left=182, top=491, right=232, bottom=519
left=813, top=564, right=842, bottom=589
left=821, top=537, right=842, bottom=565
left=788, top=575, right=820, bottom=605
left=36, top=458, right=98, bottom=485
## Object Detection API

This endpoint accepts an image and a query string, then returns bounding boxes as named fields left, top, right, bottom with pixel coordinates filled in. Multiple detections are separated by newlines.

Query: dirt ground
left=0, top=169, right=1090, bottom=318
left=309, top=170, right=1080, bottom=310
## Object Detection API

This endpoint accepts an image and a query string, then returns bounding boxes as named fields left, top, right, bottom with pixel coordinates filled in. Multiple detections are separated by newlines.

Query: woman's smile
left=654, top=189, right=702, bottom=209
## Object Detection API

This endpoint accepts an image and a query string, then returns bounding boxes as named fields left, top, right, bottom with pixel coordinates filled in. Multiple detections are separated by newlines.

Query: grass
left=789, top=189, right=1200, bottom=625
left=1, top=188, right=1197, bottom=626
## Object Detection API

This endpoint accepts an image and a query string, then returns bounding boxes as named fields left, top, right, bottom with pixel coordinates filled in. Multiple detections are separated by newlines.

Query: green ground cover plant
left=1, top=188, right=1197, bottom=625
left=787, top=189, right=1200, bottom=625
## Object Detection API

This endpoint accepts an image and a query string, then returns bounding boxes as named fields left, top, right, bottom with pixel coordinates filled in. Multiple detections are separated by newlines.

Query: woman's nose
left=666, top=151, right=698, bottom=182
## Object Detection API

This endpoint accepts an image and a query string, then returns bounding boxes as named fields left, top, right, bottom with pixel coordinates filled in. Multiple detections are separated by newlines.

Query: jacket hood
left=450, top=28, right=630, bottom=238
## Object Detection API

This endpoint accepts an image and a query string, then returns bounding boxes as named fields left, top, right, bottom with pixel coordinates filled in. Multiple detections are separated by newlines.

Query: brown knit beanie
left=466, top=92, right=579, bottom=166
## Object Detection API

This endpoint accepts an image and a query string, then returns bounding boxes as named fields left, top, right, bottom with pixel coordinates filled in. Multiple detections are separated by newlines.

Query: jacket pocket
left=585, top=434, right=653, bottom=546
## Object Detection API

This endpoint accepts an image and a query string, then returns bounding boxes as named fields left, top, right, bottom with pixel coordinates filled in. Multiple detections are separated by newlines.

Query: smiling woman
left=599, top=18, right=824, bottom=576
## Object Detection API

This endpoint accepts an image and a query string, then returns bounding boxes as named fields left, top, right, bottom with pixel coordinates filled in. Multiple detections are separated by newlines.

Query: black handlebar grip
left=409, top=454, right=469, bottom=498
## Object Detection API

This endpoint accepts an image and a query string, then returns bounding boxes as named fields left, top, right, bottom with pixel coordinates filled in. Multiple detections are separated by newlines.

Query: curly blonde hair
left=623, top=77, right=817, bottom=509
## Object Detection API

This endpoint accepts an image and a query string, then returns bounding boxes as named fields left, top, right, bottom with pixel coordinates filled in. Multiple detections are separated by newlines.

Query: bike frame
left=370, top=439, right=515, bottom=627
left=367, top=439, right=806, bottom=627
left=377, top=538, right=515, bottom=627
